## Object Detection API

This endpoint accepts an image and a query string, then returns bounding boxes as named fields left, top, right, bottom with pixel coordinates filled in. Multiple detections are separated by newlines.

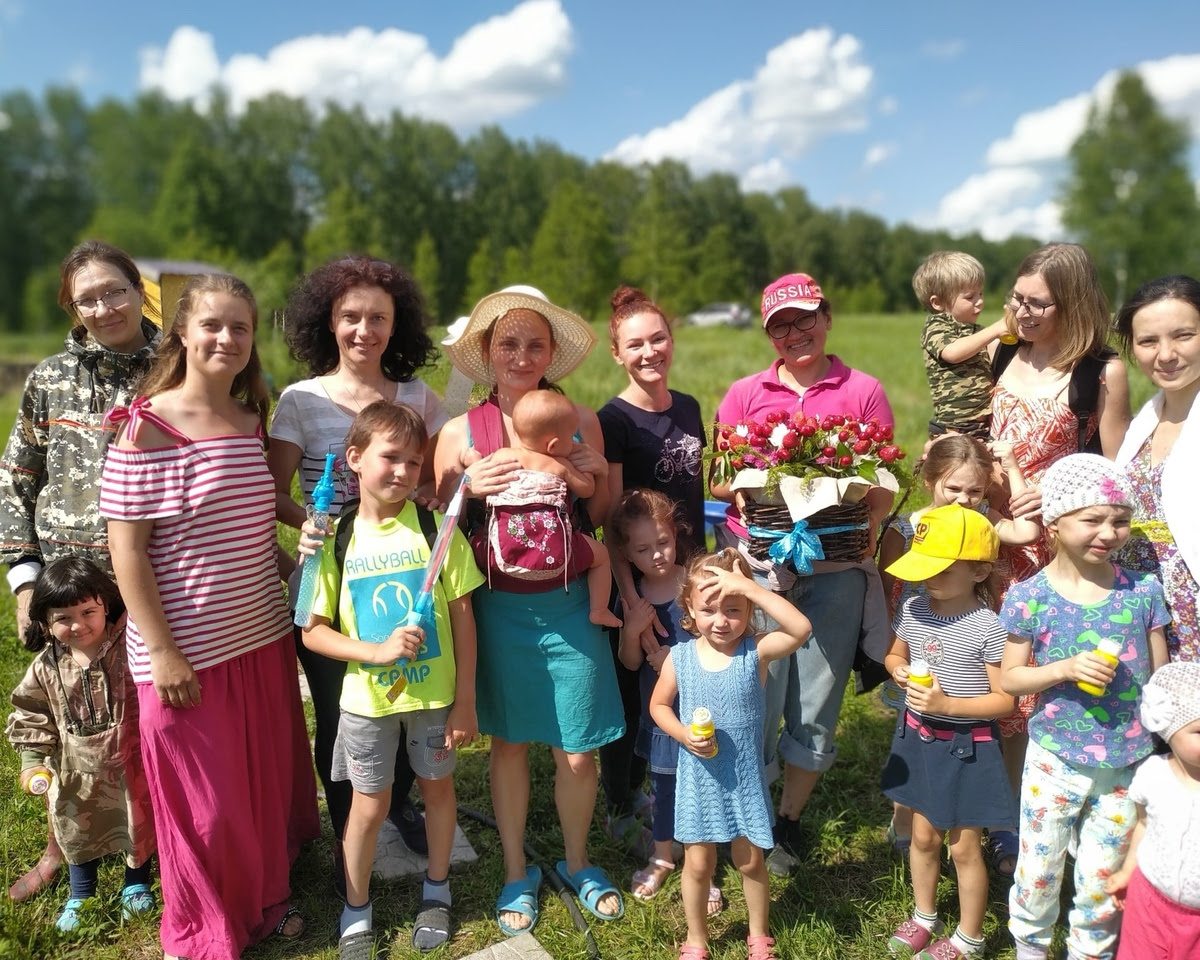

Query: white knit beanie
left=1140, top=661, right=1200, bottom=743
left=1040, top=453, right=1135, bottom=525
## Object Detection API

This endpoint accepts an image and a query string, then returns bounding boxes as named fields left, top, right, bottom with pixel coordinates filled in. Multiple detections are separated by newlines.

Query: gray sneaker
left=765, top=818, right=803, bottom=877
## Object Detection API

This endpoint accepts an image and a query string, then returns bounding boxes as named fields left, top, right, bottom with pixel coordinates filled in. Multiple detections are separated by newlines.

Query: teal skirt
left=474, top=580, right=624, bottom=753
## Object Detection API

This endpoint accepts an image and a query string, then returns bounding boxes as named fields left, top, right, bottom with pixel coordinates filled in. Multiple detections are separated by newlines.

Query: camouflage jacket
left=0, top=321, right=160, bottom=576
left=6, top=631, right=155, bottom=865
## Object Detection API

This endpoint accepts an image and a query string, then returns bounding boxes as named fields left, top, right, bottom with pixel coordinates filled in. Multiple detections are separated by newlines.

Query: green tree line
left=4, top=73, right=1191, bottom=332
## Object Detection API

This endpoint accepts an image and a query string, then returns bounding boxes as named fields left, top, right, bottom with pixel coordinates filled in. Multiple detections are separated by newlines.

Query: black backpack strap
left=990, top=340, right=1019, bottom=381
left=330, top=499, right=360, bottom=633
left=1067, top=349, right=1114, bottom=454
left=415, top=503, right=438, bottom=555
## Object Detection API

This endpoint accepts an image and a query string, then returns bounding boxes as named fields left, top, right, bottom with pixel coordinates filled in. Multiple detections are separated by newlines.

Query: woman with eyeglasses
left=267, top=255, right=447, bottom=893
left=982, top=242, right=1131, bottom=877
left=0, top=240, right=161, bottom=902
left=709, top=272, right=895, bottom=879
left=990, top=243, right=1131, bottom=585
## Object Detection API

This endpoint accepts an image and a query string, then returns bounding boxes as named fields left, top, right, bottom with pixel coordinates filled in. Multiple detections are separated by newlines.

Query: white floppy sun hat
left=441, top=285, right=597, bottom=387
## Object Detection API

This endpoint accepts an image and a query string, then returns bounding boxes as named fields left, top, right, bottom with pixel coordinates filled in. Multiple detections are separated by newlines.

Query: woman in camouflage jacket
left=0, top=240, right=159, bottom=901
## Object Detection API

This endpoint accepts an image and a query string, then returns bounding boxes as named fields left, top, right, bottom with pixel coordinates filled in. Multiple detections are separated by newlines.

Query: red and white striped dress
left=100, top=397, right=319, bottom=960
left=99, top=401, right=291, bottom=678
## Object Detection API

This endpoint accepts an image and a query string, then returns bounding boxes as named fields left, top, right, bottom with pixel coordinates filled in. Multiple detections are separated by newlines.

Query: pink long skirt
left=138, top=636, right=320, bottom=960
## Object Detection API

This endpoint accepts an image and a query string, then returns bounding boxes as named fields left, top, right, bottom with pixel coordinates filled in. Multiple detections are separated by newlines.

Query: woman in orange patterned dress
left=986, top=243, right=1131, bottom=874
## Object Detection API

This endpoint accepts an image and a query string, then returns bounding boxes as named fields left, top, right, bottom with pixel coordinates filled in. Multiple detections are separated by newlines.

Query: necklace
left=323, top=375, right=386, bottom=413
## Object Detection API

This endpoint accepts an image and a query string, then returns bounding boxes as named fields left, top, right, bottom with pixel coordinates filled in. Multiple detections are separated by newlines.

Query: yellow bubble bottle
left=690, top=707, right=717, bottom=757
left=1077, top=639, right=1122, bottom=696
left=908, top=659, right=934, bottom=688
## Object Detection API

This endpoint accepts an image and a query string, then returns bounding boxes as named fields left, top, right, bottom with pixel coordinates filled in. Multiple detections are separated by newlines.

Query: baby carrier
left=466, top=398, right=588, bottom=590
left=477, top=469, right=574, bottom=587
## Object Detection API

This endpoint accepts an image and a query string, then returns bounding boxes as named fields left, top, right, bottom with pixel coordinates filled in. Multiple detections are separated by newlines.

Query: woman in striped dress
left=101, top=275, right=319, bottom=960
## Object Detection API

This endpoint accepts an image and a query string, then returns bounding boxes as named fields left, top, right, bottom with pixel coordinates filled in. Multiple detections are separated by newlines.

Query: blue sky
left=2, top=0, right=1199, bottom=240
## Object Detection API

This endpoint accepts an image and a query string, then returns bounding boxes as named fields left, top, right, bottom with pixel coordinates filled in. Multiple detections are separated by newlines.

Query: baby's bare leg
left=583, top=537, right=622, bottom=628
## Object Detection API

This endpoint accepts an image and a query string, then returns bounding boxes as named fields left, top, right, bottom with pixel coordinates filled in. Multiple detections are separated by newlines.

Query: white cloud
left=138, top=0, right=573, bottom=128
left=921, top=38, right=965, bottom=60
left=863, top=141, right=897, bottom=169
left=934, top=53, right=1200, bottom=240
left=741, top=158, right=791, bottom=194
left=605, top=27, right=872, bottom=188
left=878, top=95, right=898, bottom=116
left=984, top=90, right=1098, bottom=167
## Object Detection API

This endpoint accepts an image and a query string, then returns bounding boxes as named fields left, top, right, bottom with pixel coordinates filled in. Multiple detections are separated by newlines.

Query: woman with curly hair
left=267, top=255, right=447, bottom=891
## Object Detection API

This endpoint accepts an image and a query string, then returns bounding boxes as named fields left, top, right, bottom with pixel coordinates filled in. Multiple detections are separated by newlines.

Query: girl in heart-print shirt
left=999, top=454, right=1170, bottom=960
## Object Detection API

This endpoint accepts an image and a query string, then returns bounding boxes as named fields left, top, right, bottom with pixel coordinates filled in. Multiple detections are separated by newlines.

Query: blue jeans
left=759, top=567, right=866, bottom=775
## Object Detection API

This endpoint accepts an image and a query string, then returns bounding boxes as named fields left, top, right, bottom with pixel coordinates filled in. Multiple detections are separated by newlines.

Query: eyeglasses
left=1008, top=293, right=1055, bottom=318
left=766, top=311, right=823, bottom=340
left=71, top=287, right=131, bottom=317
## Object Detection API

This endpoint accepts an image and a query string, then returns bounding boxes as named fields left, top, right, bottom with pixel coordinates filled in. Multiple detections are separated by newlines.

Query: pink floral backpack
left=466, top=399, right=590, bottom=590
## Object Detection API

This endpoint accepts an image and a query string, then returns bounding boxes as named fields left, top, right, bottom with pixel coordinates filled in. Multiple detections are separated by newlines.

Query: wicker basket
left=744, top=499, right=870, bottom=565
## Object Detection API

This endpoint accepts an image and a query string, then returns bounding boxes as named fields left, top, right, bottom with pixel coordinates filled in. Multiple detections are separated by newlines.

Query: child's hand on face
left=699, top=565, right=753, bottom=602
left=1062, top=650, right=1118, bottom=688
left=377, top=625, right=424, bottom=665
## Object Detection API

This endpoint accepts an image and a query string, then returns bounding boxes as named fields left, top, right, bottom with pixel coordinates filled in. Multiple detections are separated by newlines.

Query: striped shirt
left=100, top=414, right=291, bottom=682
left=894, top=594, right=1006, bottom=723
left=269, top=378, right=447, bottom=514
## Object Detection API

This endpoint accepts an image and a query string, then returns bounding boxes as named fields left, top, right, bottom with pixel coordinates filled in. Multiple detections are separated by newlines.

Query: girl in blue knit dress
left=650, top=549, right=811, bottom=960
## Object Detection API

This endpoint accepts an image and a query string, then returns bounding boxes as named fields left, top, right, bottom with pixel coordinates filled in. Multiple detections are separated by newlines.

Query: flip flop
left=496, top=864, right=541, bottom=937
left=273, top=904, right=305, bottom=938
left=555, top=860, right=624, bottom=921
left=412, top=899, right=451, bottom=952
left=338, top=929, right=377, bottom=960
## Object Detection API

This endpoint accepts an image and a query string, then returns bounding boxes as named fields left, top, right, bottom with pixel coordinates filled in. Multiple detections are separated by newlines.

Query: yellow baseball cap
left=885, top=503, right=1000, bottom=582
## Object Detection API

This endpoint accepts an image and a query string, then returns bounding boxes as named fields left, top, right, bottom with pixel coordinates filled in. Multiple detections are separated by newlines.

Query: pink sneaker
left=888, top=919, right=943, bottom=956
left=916, top=937, right=968, bottom=960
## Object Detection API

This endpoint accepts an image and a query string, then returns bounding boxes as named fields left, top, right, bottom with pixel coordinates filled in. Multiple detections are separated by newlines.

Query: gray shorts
left=331, top=706, right=456, bottom=794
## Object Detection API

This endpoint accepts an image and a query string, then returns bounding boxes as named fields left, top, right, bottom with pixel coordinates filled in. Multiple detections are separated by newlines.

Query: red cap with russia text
left=761, top=273, right=825, bottom=326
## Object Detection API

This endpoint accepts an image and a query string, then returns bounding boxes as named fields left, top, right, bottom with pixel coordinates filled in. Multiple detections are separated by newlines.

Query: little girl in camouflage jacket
left=6, top=557, right=156, bottom=933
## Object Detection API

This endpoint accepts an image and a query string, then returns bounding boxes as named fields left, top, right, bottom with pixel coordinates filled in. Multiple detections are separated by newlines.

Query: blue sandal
left=56, top=897, right=93, bottom=933
left=554, top=861, right=624, bottom=921
left=121, top=883, right=156, bottom=919
left=496, top=865, right=541, bottom=937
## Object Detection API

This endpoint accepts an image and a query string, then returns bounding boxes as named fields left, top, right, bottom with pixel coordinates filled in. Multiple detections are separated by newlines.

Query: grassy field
left=0, top=315, right=1156, bottom=959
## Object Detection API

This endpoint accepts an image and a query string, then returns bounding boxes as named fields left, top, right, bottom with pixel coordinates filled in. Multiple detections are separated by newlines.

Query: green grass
left=0, top=314, right=1158, bottom=959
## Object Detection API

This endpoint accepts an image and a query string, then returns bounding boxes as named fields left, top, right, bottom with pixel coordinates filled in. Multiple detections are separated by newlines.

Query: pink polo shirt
left=715, top=355, right=894, bottom=537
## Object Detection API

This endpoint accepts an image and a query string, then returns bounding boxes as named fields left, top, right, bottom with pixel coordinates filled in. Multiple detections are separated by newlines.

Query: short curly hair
left=284, top=254, right=437, bottom=382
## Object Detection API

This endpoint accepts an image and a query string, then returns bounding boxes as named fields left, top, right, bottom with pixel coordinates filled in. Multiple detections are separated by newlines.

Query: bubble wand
left=293, top=453, right=336, bottom=628
left=384, top=474, right=469, bottom=704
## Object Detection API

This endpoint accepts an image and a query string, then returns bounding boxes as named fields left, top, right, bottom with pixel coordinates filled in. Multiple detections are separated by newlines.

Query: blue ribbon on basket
left=747, top=519, right=870, bottom=575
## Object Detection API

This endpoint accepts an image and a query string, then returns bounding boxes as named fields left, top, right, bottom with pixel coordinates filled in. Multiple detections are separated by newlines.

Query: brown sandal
left=747, top=935, right=779, bottom=960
